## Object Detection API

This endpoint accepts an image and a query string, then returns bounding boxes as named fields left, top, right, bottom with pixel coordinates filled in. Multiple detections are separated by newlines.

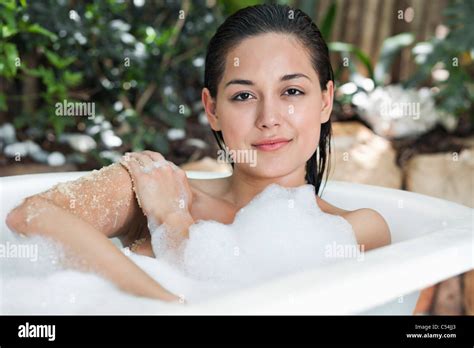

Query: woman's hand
left=119, top=151, right=193, bottom=225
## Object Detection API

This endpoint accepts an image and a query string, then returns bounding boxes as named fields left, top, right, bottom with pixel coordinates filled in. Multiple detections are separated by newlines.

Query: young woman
left=6, top=4, right=391, bottom=303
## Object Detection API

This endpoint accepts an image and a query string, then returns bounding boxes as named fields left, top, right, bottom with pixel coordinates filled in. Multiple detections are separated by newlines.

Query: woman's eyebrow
left=224, top=73, right=311, bottom=89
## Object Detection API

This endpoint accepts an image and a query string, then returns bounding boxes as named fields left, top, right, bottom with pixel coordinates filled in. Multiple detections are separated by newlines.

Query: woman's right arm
left=23, top=162, right=140, bottom=239
left=5, top=163, right=181, bottom=302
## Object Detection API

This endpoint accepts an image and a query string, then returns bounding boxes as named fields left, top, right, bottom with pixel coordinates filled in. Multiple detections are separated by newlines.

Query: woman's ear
left=320, top=80, right=334, bottom=124
left=201, top=87, right=221, bottom=131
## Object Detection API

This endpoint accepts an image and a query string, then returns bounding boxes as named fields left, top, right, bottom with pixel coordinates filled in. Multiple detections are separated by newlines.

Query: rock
left=353, top=85, right=440, bottom=138
left=47, top=152, right=66, bottom=167
left=413, top=286, right=436, bottom=314
left=198, top=111, right=209, bottom=125
left=432, top=276, right=463, bottom=315
left=24, top=140, right=42, bottom=155
left=464, top=270, right=474, bottom=315
left=167, top=128, right=186, bottom=141
left=4, top=140, right=70, bottom=166
left=329, top=122, right=402, bottom=188
left=29, top=149, right=49, bottom=163
left=99, top=150, right=122, bottom=163
left=405, top=149, right=473, bottom=207
left=86, top=125, right=102, bottom=136
left=405, top=140, right=473, bottom=315
left=4, top=140, right=44, bottom=159
left=4, top=142, right=30, bottom=158
left=180, top=156, right=232, bottom=173
left=59, top=133, right=97, bottom=153
left=101, top=130, right=122, bottom=148
left=0, top=123, right=17, bottom=145
left=185, top=138, right=208, bottom=150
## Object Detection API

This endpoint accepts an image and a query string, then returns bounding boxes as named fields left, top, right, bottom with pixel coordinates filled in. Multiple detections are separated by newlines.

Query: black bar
left=0, top=315, right=473, bottom=346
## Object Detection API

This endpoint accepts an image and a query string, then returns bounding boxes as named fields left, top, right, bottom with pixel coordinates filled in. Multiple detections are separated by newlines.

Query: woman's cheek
left=221, top=122, right=247, bottom=151
left=224, top=107, right=257, bottom=147
left=293, top=109, right=322, bottom=153
left=292, top=102, right=320, bottom=129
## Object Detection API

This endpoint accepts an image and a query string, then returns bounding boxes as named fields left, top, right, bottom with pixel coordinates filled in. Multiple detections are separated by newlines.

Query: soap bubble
left=1, top=183, right=357, bottom=313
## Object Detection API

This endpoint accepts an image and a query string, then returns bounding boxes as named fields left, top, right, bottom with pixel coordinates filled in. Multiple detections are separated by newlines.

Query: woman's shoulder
left=316, top=196, right=391, bottom=251
left=188, top=177, right=229, bottom=197
left=344, top=208, right=391, bottom=251
left=188, top=179, right=391, bottom=251
left=316, top=196, right=349, bottom=216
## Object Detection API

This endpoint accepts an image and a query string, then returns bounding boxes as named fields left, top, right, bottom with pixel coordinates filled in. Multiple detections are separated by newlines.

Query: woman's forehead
left=220, top=33, right=317, bottom=87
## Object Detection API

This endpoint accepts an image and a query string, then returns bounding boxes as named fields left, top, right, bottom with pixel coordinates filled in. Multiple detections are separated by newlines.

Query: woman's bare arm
left=6, top=196, right=178, bottom=301
left=344, top=208, right=391, bottom=251
left=5, top=162, right=181, bottom=302
left=33, top=162, right=141, bottom=239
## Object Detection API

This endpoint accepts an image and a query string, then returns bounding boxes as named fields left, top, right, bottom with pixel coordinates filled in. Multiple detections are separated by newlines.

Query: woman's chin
left=241, top=162, right=295, bottom=179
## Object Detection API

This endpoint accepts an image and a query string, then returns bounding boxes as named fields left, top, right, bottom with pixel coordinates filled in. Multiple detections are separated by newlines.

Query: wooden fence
left=296, top=0, right=449, bottom=83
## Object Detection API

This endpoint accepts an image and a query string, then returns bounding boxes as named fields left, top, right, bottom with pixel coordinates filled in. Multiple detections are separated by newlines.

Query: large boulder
left=405, top=148, right=473, bottom=208
left=329, top=122, right=402, bottom=188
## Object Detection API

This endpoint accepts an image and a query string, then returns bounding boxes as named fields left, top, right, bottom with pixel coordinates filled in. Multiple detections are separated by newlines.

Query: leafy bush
left=408, top=0, right=474, bottom=127
left=0, top=0, right=225, bottom=166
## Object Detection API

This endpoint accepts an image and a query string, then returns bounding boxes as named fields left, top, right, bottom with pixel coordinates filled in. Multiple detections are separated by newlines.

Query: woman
left=6, top=4, right=391, bottom=303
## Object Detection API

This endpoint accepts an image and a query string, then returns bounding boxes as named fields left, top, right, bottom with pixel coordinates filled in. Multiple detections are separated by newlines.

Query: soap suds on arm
left=35, top=163, right=139, bottom=238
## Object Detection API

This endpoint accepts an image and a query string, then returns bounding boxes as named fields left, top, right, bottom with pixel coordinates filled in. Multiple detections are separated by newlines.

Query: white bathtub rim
left=1, top=171, right=472, bottom=315
left=166, top=224, right=473, bottom=315
left=1, top=171, right=472, bottom=215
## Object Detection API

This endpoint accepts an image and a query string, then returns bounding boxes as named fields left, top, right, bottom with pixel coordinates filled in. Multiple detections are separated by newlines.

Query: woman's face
left=203, top=32, right=333, bottom=179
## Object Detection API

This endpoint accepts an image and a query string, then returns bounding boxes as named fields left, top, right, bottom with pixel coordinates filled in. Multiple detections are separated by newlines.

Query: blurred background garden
left=0, top=0, right=472, bottom=314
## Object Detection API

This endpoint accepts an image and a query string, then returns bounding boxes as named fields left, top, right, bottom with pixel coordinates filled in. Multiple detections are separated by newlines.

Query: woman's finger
left=142, top=150, right=165, bottom=163
left=120, top=153, right=133, bottom=170
left=126, top=157, right=143, bottom=177
left=142, top=151, right=174, bottom=171
left=167, top=161, right=180, bottom=172
left=128, top=152, right=154, bottom=172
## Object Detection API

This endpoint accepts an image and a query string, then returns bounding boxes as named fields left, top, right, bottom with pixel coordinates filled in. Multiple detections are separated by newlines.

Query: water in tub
left=1, top=183, right=358, bottom=314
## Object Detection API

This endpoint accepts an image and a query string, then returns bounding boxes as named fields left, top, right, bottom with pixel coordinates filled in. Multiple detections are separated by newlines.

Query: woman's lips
left=252, top=139, right=292, bottom=151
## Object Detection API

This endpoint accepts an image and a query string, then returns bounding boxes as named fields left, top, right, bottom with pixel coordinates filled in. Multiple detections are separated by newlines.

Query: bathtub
left=0, top=171, right=472, bottom=315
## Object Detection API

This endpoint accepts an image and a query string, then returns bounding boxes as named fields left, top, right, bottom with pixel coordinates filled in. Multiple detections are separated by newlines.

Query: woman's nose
left=255, top=100, right=283, bottom=129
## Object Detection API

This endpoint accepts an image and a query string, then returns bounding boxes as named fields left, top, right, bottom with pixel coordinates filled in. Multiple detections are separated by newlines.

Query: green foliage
left=0, top=0, right=224, bottom=165
left=330, top=32, right=415, bottom=88
left=374, top=33, right=415, bottom=85
left=329, top=41, right=374, bottom=80
left=218, top=0, right=264, bottom=15
left=407, top=0, right=474, bottom=121
left=320, top=1, right=336, bottom=41
left=0, top=0, right=81, bottom=137
left=0, top=0, right=57, bottom=80
left=319, top=0, right=472, bottom=126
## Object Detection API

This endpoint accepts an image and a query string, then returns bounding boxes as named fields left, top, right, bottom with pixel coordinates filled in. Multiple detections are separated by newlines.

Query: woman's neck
left=223, top=165, right=307, bottom=210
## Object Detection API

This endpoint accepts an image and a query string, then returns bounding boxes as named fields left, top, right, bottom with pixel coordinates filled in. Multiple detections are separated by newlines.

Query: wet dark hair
left=204, top=3, right=333, bottom=196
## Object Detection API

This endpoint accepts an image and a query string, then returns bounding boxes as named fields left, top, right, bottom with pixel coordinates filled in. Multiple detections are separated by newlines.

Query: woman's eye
left=232, top=89, right=303, bottom=101
left=284, top=88, right=304, bottom=96
left=232, top=92, right=253, bottom=101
